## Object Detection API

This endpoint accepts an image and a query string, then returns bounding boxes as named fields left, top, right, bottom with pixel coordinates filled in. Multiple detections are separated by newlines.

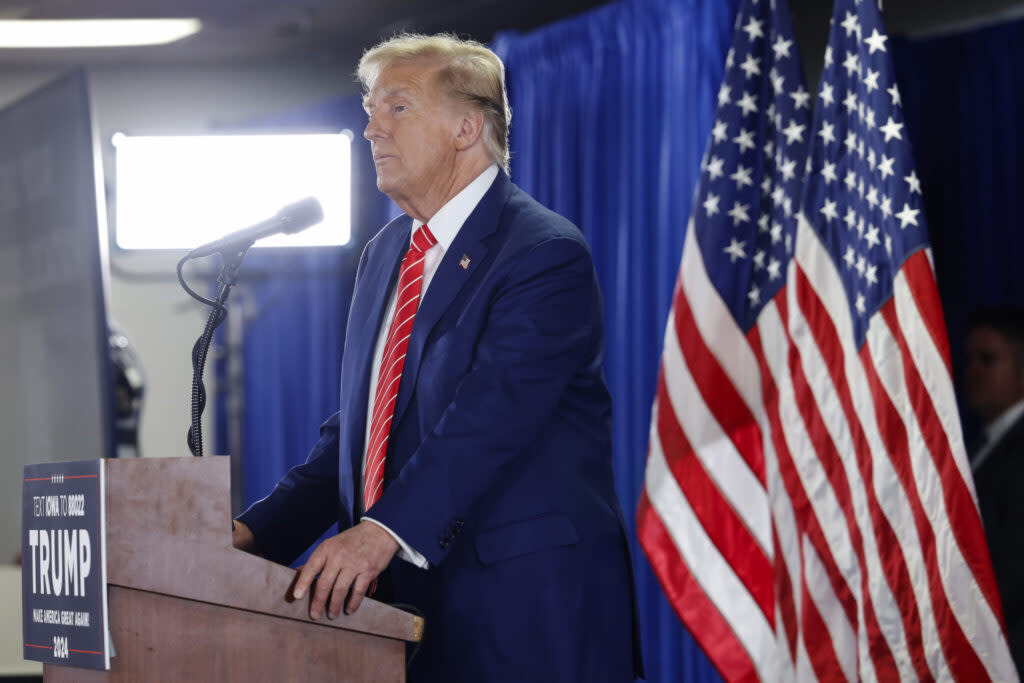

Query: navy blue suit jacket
left=239, top=172, right=642, bottom=681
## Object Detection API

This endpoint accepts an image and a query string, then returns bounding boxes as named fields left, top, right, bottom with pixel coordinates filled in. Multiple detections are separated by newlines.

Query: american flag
left=637, top=0, right=1019, bottom=679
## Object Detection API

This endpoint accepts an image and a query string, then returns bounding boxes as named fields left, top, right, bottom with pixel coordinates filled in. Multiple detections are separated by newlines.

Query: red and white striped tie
left=363, top=224, right=436, bottom=511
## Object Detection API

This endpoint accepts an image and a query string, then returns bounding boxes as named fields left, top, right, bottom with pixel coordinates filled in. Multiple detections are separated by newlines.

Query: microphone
left=187, top=197, right=324, bottom=258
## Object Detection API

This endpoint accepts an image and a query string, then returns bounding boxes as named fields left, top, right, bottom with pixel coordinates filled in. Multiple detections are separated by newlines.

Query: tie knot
left=412, top=224, right=437, bottom=254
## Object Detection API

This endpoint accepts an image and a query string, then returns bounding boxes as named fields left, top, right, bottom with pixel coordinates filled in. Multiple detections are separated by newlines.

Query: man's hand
left=232, top=520, right=256, bottom=553
left=293, top=520, right=400, bottom=619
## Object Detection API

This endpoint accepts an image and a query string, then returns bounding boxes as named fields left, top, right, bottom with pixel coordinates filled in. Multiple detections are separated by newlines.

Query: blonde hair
left=358, top=33, right=512, bottom=174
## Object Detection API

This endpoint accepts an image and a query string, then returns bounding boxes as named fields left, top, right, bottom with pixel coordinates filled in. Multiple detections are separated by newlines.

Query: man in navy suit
left=232, top=34, right=642, bottom=681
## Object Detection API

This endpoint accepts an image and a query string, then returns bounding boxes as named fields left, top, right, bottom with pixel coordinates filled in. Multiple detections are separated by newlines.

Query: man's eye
left=394, top=105, right=407, bottom=113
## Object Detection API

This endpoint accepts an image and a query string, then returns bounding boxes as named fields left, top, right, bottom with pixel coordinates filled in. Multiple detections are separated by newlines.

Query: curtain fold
left=493, top=1, right=737, bottom=679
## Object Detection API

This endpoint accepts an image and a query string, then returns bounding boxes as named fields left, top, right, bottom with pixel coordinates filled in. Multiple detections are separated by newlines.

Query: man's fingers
left=326, top=568, right=357, bottom=620
left=292, top=550, right=326, bottom=601
left=346, top=574, right=372, bottom=615
left=309, top=557, right=344, bottom=620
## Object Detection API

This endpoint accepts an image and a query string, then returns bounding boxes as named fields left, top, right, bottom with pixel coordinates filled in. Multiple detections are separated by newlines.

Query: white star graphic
left=740, top=55, right=761, bottom=79
left=895, top=203, right=920, bottom=228
left=844, top=246, right=856, bottom=267
left=819, top=82, right=835, bottom=107
left=773, top=36, right=793, bottom=60
left=730, top=164, right=753, bottom=189
left=845, top=170, right=858, bottom=191
left=718, top=84, right=731, bottom=107
left=856, top=293, right=867, bottom=315
left=880, top=196, right=893, bottom=217
left=706, top=155, right=725, bottom=180
left=880, top=117, right=903, bottom=142
left=780, top=158, right=797, bottom=182
left=726, top=48, right=735, bottom=69
left=734, top=128, right=756, bottom=153
left=758, top=214, right=770, bottom=233
left=841, top=208, right=855, bottom=231
left=858, top=177, right=865, bottom=199
left=885, top=235, right=893, bottom=256
left=856, top=254, right=867, bottom=277
left=712, top=120, right=729, bottom=144
left=866, top=186, right=879, bottom=208
left=768, top=258, right=782, bottom=280
left=888, top=83, right=902, bottom=107
left=863, top=69, right=880, bottom=93
left=782, top=119, right=806, bottom=145
left=736, top=91, right=758, bottom=116
left=771, top=68, right=785, bottom=95
left=724, top=238, right=747, bottom=262
left=841, top=11, right=860, bottom=38
left=742, top=17, right=765, bottom=42
left=771, top=222, right=783, bottom=244
left=772, top=186, right=785, bottom=207
left=822, top=161, right=838, bottom=184
left=753, top=249, right=766, bottom=269
left=905, top=170, right=922, bottom=194
left=817, top=121, right=836, bottom=146
left=865, top=29, right=888, bottom=54
left=845, top=131, right=859, bottom=154
left=844, top=91, right=859, bottom=114
left=748, top=286, right=761, bottom=306
left=865, top=264, right=878, bottom=286
left=844, top=51, right=861, bottom=77
left=821, top=199, right=839, bottom=222
left=863, top=107, right=876, bottom=130
left=728, top=201, right=751, bottom=226
left=867, top=148, right=877, bottom=171
left=865, top=224, right=881, bottom=248
left=703, top=193, right=720, bottom=217
left=790, top=85, right=811, bottom=110
left=878, top=155, right=895, bottom=179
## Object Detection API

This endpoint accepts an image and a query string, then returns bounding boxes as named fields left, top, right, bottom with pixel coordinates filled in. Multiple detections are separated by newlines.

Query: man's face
left=964, top=326, right=1024, bottom=422
left=363, top=59, right=460, bottom=207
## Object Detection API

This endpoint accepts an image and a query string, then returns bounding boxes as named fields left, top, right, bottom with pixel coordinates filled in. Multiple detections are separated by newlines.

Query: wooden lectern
left=43, top=456, right=423, bottom=682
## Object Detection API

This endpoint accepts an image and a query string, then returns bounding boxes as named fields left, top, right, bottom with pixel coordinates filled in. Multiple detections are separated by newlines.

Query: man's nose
left=364, top=113, right=384, bottom=140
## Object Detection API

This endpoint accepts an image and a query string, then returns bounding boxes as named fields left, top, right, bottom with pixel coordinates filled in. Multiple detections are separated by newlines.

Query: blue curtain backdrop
left=217, top=5, right=1024, bottom=682
left=491, top=0, right=737, bottom=679
left=891, top=18, right=1024, bottom=437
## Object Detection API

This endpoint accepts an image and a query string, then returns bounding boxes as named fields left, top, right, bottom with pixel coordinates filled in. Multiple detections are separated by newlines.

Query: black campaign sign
left=22, top=460, right=108, bottom=670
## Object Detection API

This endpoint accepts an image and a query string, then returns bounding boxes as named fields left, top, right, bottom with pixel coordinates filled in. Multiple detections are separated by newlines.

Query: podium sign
left=22, top=459, right=109, bottom=670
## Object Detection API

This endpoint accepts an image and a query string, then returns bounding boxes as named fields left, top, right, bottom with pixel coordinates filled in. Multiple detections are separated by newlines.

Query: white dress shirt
left=970, top=398, right=1024, bottom=473
left=362, top=164, right=499, bottom=568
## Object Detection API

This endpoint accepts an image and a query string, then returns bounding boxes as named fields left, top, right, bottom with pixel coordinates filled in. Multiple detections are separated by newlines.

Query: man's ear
left=454, top=109, right=485, bottom=151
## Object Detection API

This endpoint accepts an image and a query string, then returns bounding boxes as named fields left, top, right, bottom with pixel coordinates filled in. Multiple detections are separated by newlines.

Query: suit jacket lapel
left=391, top=173, right=514, bottom=430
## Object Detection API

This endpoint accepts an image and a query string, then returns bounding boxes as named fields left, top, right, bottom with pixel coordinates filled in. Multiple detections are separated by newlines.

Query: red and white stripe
left=637, top=217, right=1018, bottom=681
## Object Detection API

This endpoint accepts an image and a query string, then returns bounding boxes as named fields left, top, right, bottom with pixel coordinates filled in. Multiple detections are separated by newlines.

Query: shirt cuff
left=362, top=516, right=430, bottom=569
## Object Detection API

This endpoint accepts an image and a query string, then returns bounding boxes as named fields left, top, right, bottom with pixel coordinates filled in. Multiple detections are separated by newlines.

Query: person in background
left=964, top=305, right=1024, bottom=673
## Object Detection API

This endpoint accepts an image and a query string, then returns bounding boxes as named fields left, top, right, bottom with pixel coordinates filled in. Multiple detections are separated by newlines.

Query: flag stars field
left=639, top=0, right=1018, bottom=679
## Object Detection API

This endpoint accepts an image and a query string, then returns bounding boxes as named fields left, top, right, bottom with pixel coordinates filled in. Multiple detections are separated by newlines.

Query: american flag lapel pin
left=459, top=254, right=471, bottom=270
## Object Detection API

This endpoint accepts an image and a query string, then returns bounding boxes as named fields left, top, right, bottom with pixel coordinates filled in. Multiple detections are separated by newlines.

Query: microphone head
left=276, top=197, right=324, bottom=235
